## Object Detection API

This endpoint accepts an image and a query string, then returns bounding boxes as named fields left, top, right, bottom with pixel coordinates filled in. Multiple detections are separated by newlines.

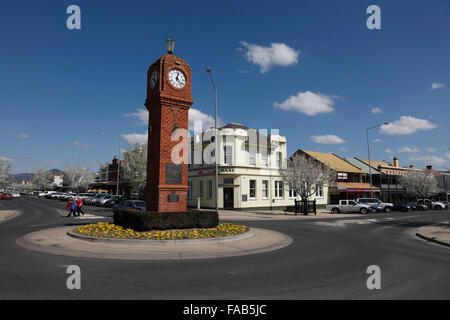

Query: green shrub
left=113, top=209, right=219, bottom=231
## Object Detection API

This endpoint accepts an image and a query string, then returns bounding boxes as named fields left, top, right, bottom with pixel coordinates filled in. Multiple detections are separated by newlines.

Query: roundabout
left=16, top=224, right=293, bottom=260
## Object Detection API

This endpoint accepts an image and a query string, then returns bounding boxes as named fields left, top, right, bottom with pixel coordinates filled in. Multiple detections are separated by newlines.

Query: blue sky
left=1, top=0, right=449, bottom=173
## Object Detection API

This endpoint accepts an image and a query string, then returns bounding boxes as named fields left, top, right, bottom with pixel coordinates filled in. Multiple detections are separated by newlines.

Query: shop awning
left=332, top=182, right=380, bottom=192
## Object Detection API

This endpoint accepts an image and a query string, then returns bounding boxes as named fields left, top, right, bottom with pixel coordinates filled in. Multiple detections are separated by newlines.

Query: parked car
left=86, top=194, right=105, bottom=205
left=1, top=193, right=13, bottom=200
left=98, top=195, right=113, bottom=207
left=408, top=202, right=428, bottom=211
left=417, top=199, right=446, bottom=210
left=326, top=200, right=372, bottom=214
left=113, top=200, right=146, bottom=211
left=12, top=193, right=20, bottom=198
left=104, top=195, right=125, bottom=208
left=356, top=198, right=394, bottom=213
left=392, top=202, right=412, bottom=212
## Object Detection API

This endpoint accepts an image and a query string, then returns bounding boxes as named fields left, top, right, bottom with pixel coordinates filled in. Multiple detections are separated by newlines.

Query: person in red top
left=76, top=197, right=84, bottom=216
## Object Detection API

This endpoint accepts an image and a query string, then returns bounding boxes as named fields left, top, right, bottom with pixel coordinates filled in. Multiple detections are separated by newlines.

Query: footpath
left=416, top=223, right=450, bottom=248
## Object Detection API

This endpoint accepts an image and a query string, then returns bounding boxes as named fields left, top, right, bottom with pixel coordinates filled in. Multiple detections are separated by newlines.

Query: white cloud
left=380, top=116, right=436, bottom=135
left=70, top=141, right=94, bottom=149
left=409, top=156, right=446, bottom=166
left=426, top=147, right=437, bottom=152
left=310, top=134, right=346, bottom=144
left=398, top=146, right=420, bottom=153
left=274, top=91, right=338, bottom=116
left=123, top=108, right=222, bottom=132
left=384, top=149, right=393, bottom=154
left=8, top=131, right=29, bottom=139
left=0, top=156, right=13, bottom=162
left=240, top=41, right=300, bottom=73
left=373, top=138, right=383, bottom=143
left=121, top=133, right=148, bottom=145
left=431, top=82, right=444, bottom=90
left=445, top=153, right=450, bottom=159
left=123, top=109, right=148, bottom=125
left=371, top=107, right=383, bottom=114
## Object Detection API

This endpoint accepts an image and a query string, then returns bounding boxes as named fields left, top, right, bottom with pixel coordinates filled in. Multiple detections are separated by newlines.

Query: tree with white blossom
left=32, top=168, right=55, bottom=191
left=123, top=143, right=147, bottom=199
left=63, top=166, right=95, bottom=193
left=280, top=152, right=336, bottom=201
left=0, top=160, right=12, bottom=190
left=399, top=170, right=441, bottom=198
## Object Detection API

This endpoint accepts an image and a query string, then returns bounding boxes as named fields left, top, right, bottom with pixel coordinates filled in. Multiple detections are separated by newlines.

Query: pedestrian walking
left=66, top=198, right=77, bottom=217
left=76, top=197, right=84, bottom=216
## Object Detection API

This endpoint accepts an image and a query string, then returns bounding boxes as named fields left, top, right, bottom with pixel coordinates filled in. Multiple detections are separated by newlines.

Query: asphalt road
left=0, top=197, right=449, bottom=299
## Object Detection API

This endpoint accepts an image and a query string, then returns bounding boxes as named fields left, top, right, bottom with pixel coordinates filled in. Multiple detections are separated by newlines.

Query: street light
left=366, top=122, right=389, bottom=198
left=166, top=37, right=175, bottom=54
left=100, top=132, right=122, bottom=196
left=206, top=67, right=218, bottom=212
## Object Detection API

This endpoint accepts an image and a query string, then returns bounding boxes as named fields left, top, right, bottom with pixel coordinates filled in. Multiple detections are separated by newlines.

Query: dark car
left=393, top=202, right=411, bottom=212
left=113, top=200, right=146, bottom=211
left=408, top=202, right=428, bottom=211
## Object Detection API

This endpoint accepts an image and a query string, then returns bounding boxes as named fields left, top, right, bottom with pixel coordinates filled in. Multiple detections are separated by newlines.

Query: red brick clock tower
left=145, top=39, right=193, bottom=212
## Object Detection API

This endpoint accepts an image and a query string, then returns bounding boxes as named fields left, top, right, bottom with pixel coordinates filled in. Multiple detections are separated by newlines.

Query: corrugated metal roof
left=301, top=150, right=363, bottom=173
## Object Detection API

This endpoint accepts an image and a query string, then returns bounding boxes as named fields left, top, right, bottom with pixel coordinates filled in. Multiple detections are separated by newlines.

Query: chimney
left=426, top=165, right=432, bottom=170
left=409, top=164, right=414, bottom=168
left=393, top=157, right=398, bottom=167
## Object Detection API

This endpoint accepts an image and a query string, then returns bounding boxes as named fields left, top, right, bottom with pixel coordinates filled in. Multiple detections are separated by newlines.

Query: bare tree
left=63, top=166, right=95, bottom=193
left=32, top=168, right=54, bottom=191
left=280, top=152, right=336, bottom=201
left=123, top=143, right=147, bottom=199
left=399, top=170, right=441, bottom=198
left=0, top=160, right=12, bottom=190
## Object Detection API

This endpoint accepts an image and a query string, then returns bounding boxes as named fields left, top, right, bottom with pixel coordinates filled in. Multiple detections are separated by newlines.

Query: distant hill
left=9, top=169, right=64, bottom=183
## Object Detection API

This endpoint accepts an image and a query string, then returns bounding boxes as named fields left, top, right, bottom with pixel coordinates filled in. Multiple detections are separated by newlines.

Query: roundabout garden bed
left=73, top=222, right=250, bottom=240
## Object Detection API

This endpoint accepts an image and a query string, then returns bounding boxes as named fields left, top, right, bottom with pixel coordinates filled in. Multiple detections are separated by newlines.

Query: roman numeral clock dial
left=168, top=68, right=186, bottom=89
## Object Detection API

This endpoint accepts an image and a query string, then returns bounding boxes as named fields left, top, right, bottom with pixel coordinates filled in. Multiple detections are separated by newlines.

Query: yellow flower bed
left=74, top=222, right=249, bottom=240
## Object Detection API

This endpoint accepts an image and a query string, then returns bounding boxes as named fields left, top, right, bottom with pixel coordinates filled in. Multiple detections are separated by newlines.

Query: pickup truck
left=326, top=200, right=372, bottom=214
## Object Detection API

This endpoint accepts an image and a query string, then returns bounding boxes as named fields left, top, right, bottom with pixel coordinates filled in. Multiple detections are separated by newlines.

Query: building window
left=249, top=146, right=256, bottom=166
left=224, top=146, right=232, bottom=165
left=316, top=187, right=323, bottom=198
left=249, top=180, right=256, bottom=199
left=262, top=180, right=268, bottom=198
left=289, top=188, right=297, bottom=198
left=187, top=181, right=192, bottom=199
left=275, top=181, right=284, bottom=198
left=199, top=181, right=204, bottom=199
left=223, top=178, right=234, bottom=185
left=207, top=180, right=213, bottom=199
left=261, top=150, right=268, bottom=167
left=276, top=151, right=282, bottom=168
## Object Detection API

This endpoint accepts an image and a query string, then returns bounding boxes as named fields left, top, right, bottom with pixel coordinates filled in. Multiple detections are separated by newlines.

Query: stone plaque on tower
left=145, top=38, right=193, bottom=212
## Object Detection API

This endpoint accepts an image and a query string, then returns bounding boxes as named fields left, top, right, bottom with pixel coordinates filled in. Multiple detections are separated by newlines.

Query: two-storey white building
left=187, top=123, right=327, bottom=210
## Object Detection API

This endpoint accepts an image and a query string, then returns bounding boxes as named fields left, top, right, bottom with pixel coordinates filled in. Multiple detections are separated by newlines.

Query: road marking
left=57, top=209, right=106, bottom=220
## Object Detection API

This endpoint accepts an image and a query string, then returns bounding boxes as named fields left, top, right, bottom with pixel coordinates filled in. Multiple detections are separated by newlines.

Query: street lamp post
left=206, top=67, right=219, bottom=212
left=366, top=122, right=389, bottom=198
left=100, top=132, right=122, bottom=196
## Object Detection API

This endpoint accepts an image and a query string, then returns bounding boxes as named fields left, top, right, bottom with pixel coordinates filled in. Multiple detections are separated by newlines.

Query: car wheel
left=360, top=208, right=367, bottom=214
left=332, top=208, right=339, bottom=214
left=434, top=206, right=442, bottom=210
left=384, top=207, right=391, bottom=213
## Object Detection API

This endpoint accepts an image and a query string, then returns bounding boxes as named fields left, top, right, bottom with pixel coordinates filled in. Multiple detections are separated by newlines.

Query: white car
left=356, top=198, right=394, bottom=213
left=12, top=193, right=20, bottom=198
left=326, top=200, right=372, bottom=214
left=417, top=199, right=445, bottom=210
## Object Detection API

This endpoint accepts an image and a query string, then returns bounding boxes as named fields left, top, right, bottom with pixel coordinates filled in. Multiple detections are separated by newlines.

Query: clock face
left=168, top=68, right=186, bottom=89
left=150, top=70, right=158, bottom=89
